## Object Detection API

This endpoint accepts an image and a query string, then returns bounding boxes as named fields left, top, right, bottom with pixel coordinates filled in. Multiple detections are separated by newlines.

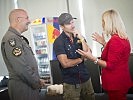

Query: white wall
left=0, top=0, right=68, bottom=75
left=67, top=0, right=133, bottom=57
left=82, top=0, right=133, bottom=56
left=18, top=0, right=68, bottom=46
left=0, top=0, right=15, bottom=76
left=0, top=0, right=133, bottom=75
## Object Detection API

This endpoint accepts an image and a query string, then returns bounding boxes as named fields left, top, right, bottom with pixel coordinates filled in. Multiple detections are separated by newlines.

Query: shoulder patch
left=12, top=47, right=22, bottom=56
left=8, top=39, right=16, bottom=47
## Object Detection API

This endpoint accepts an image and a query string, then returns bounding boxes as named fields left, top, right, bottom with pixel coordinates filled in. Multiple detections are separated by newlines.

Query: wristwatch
left=94, top=58, right=99, bottom=64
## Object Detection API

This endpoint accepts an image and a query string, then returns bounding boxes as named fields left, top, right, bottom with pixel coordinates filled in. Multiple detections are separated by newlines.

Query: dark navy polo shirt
left=53, top=31, right=90, bottom=85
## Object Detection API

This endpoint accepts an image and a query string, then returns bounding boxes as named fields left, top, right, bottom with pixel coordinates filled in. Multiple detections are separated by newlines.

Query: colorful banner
left=47, top=17, right=60, bottom=44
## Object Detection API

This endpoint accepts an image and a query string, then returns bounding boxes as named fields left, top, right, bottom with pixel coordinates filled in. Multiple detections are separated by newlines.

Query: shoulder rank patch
left=8, top=39, right=16, bottom=47
left=12, top=47, right=22, bottom=56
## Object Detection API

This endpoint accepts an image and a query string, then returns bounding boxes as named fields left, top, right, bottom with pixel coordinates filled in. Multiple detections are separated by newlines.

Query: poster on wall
left=31, top=17, right=60, bottom=60
left=46, top=17, right=60, bottom=60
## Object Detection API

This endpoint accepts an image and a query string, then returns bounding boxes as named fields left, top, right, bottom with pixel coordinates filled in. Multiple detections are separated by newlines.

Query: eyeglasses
left=18, top=16, right=29, bottom=20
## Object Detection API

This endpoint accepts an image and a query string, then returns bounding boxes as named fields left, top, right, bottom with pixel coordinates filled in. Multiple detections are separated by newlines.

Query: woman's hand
left=77, top=48, right=107, bottom=68
left=76, top=48, right=94, bottom=61
left=92, top=32, right=106, bottom=46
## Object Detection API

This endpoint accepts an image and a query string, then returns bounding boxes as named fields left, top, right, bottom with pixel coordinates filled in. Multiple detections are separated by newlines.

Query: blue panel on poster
left=42, top=17, right=45, bottom=24
left=53, top=17, right=60, bottom=30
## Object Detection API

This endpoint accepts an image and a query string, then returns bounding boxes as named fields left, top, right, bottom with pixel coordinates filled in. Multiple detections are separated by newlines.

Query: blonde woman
left=76, top=9, right=132, bottom=100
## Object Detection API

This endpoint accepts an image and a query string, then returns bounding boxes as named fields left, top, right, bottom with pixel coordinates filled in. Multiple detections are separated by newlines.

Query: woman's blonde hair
left=102, top=9, right=128, bottom=39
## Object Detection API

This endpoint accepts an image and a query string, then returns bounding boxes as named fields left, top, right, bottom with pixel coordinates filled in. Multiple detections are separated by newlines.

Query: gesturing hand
left=76, top=49, right=94, bottom=61
left=92, top=32, right=106, bottom=46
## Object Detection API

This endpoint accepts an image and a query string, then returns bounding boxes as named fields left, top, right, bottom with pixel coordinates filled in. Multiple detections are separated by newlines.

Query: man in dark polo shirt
left=53, top=13, right=95, bottom=100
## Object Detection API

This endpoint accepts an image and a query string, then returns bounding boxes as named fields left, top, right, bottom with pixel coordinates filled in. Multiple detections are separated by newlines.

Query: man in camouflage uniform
left=1, top=9, right=45, bottom=100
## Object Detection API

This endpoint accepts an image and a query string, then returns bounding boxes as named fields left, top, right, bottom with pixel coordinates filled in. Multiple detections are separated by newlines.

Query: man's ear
left=16, top=17, right=21, bottom=23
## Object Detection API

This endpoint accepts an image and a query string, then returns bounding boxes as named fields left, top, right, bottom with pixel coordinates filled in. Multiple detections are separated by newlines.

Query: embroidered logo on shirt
left=12, top=47, right=22, bottom=56
left=8, top=39, right=16, bottom=47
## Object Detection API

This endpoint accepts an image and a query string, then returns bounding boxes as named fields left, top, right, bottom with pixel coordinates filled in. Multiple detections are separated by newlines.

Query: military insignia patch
left=12, top=47, right=22, bottom=56
left=9, top=39, right=16, bottom=47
